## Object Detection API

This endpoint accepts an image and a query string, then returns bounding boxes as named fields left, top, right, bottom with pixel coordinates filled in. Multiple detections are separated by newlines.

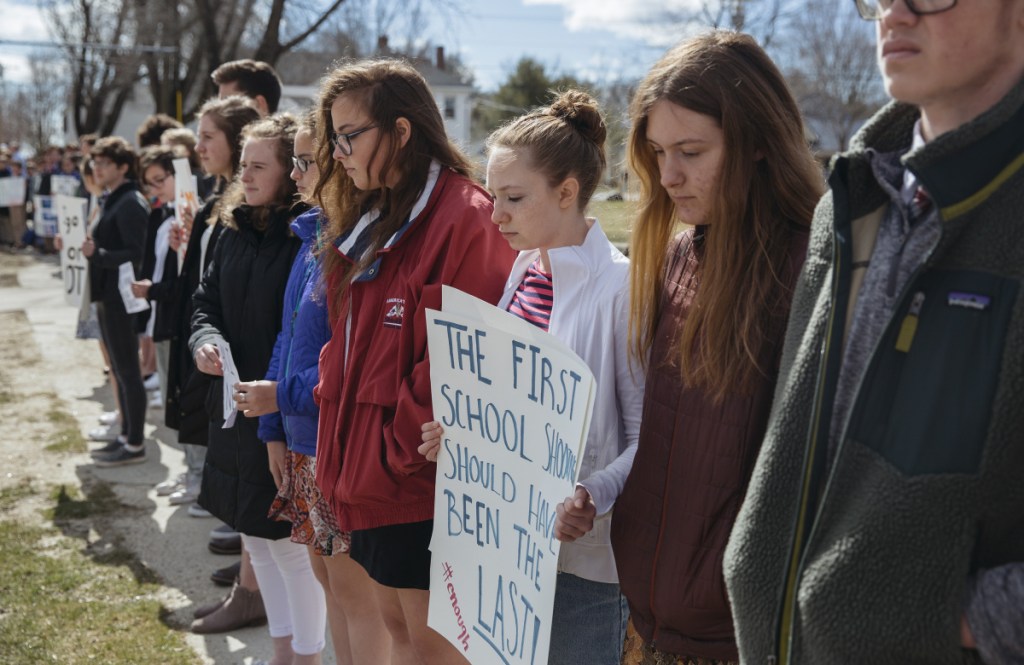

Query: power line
left=0, top=39, right=177, bottom=55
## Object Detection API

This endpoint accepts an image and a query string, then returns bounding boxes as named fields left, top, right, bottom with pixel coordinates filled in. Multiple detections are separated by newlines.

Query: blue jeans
left=547, top=572, right=629, bottom=665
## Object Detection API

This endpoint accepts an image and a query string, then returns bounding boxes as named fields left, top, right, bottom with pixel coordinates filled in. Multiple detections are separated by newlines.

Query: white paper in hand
left=217, top=340, right=241, bottom=429
left=117, top=262, right=150, bottom=314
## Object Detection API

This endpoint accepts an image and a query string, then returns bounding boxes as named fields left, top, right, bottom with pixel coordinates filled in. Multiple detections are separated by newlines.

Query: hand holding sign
left=553, top=486, right=596, bottom=543
left=419, top=421, right=444, bottom=462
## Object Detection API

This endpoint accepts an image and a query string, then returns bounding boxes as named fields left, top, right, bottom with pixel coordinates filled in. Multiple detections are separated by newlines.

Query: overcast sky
left=0, top=0, right=696, bottom=90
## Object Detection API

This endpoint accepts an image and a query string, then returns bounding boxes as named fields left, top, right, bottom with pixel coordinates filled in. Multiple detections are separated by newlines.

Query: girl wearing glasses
left=609, top=32, right=823, bottom=665
left=312, top=59, right=515, bottom=663
left=191, top=113, right=328, bottom=665
left=231, top=110, right=393, bottom=665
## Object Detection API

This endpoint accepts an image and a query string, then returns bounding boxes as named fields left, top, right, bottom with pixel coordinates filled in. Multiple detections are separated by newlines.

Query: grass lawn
left=590, top=199, right=635, bottom=247
left=0, top=485, right=197, bottom=665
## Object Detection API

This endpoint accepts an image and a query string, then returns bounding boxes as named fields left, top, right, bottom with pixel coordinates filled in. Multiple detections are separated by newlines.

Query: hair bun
left=549, top=90, right=607, bottom=146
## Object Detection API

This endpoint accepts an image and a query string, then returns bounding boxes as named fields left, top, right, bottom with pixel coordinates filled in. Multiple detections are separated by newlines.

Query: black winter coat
left=86, top=181, right=149, bottom=304
left=137, top=205, right=178, bottom=337
left=189, top=202, right=306, bottom=539
left=165, top=198, right=222, bottom=440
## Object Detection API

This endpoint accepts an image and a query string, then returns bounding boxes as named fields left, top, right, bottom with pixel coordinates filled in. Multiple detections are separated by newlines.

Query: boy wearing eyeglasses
left=723, top=0, right=1024, bottom=663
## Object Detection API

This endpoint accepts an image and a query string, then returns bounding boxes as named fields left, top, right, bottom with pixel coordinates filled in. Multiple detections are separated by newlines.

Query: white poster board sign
left=56, top=195, right=89, bottom=307
left=51, top=174, right=80, bottom=196
left=33, top=195, right=59, bottom=237
left=426, top=286, right=595, bottom=665
left=0, top=178, right=26, bottom=206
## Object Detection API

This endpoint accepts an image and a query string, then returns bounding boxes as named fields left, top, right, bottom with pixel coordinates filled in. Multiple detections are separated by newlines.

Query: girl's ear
left=558, top=176, right=580, bottom=210
left=395, top=117, right=412, bottom=149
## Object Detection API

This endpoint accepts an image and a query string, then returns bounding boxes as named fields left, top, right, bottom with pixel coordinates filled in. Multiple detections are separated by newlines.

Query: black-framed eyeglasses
left=330, top=125, right=378, bottom=156
left=291, top=155, right=312, bottom=173
left=854, top=0, right=957, bottom=19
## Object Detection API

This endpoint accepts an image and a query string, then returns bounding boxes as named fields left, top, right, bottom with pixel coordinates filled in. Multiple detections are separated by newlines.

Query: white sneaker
left=143, top=374, right=160, bottom=391
left=209, top=523, right=239, bottom=540
left=148, top=390, right=163, bottom=409
left=88, top=425, right=120, bottom=442
left=155, top=473, right=186, bottom=496
left=188, top=504, right=213, bottom=518
left=97, top=411, right=119, bottom=425
left=168, top=487, right=199, bottom=505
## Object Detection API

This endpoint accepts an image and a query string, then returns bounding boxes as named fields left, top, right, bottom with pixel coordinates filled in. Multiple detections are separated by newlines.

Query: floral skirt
left=621, top=619, right=738, bottom=665
left=268, top=450, right=351, bottom=556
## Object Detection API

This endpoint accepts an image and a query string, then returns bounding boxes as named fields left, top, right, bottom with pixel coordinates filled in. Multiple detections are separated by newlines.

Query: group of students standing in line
left=75, top=0, right=1024, bottom=661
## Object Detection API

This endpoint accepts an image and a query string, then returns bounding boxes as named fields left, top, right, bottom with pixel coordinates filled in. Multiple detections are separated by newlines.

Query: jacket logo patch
left=948, top=291, right=990, bottom=310
left=383, top=298, right=405, bottom=328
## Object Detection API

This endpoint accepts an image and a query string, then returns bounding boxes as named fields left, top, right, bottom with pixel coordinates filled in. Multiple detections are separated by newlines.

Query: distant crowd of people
left=7, top=0, right=1024, bottom=662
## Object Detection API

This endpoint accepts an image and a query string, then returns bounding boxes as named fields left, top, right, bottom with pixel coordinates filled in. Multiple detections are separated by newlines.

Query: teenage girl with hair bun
left=420, top=89, right=644, bottom=664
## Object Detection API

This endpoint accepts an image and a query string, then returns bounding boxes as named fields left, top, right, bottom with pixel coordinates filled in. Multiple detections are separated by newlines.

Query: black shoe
left=210, top=560, right=241, bottom=587
left=90, top=439, right=123, bottom=456
left=208, top=534, right=242, bottom=555
left=94, top=445, right=146, bottom=467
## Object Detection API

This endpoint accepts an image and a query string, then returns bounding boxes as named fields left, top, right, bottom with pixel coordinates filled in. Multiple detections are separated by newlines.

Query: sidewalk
left=0, top=252, right=334, bottom=664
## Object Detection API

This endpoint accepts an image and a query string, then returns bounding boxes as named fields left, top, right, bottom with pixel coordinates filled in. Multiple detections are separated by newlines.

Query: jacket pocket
left=848, top=269, right=1019, bottom=475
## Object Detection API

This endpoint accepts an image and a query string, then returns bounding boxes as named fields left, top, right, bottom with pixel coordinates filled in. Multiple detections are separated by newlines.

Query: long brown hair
left=218, top=113, right=299, bottom=230
left=313, top=58, right=473, bottom=314
left=628, top=30, right=823, bottom=401
left=196, top=95, right=261, bottom=184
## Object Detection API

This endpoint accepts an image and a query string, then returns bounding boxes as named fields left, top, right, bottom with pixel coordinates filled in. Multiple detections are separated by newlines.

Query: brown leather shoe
left=193, top=594, right=227, bottom=619
left=190, top=584, right=267, bottom=633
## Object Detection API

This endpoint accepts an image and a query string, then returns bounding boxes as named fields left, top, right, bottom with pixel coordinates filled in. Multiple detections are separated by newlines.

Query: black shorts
left=349, top=519, right=433, bottom=590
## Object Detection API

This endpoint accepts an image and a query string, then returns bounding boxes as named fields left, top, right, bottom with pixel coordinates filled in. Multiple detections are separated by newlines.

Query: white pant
left=242, top=534, right=327, bottom=655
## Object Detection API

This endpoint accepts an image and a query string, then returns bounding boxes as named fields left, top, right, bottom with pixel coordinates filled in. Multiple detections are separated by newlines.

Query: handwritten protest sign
left=0, top=178, right=26, bottom=206
left=51, top=175, right=80, bottom=197
left=56, top=195, right=89, bottom=307
left=426, top=286, right=595, bottom=665
left=33, top=196, right=59, bottom=237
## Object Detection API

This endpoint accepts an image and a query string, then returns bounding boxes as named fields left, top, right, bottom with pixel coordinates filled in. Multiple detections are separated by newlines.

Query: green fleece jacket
left=723, top=78, right=1024, bottom=665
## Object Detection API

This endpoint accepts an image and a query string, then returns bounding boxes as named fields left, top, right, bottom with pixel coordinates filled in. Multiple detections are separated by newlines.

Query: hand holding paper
left=117, top=262, right=150, bottom=314
left=216, top=340, right=241, bottom=429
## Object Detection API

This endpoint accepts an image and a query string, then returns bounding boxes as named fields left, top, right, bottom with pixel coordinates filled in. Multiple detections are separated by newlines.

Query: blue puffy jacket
left=258, top=208, right=330, bottom=456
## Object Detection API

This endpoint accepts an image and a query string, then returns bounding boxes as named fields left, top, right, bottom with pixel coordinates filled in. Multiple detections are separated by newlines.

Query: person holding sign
left=166, top=96, right=260, bottom=513
left=312, top=59, right=516, bottom=663
left=132, top=147, right=182, bottom=427
left=232, top=110, right=392, bottom=665
left=609, top=32, right=823, bottom=665
left=191, top=114, right=327, bottom=664
left=420, top=89, right=644, bottom=664
left=83, top=137, right=153, bottom=467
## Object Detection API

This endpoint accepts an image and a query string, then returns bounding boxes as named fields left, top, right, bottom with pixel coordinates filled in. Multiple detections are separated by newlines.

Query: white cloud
left=0, top=2, right=50, bottom=41
left=523, top=0, right=703, bottom=45
left=0, top=2, right=52, bottom=83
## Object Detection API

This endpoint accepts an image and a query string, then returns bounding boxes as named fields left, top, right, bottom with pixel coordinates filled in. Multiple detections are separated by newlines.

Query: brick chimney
left=436, top=46, right=445, bottom=71
left=377, top=35, right=389, bottom=53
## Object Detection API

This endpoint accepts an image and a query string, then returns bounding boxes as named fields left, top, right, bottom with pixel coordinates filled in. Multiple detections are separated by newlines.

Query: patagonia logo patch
left=947, top=291, right=990, bottom=310
left=383, top=298, right=405, bottom=328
